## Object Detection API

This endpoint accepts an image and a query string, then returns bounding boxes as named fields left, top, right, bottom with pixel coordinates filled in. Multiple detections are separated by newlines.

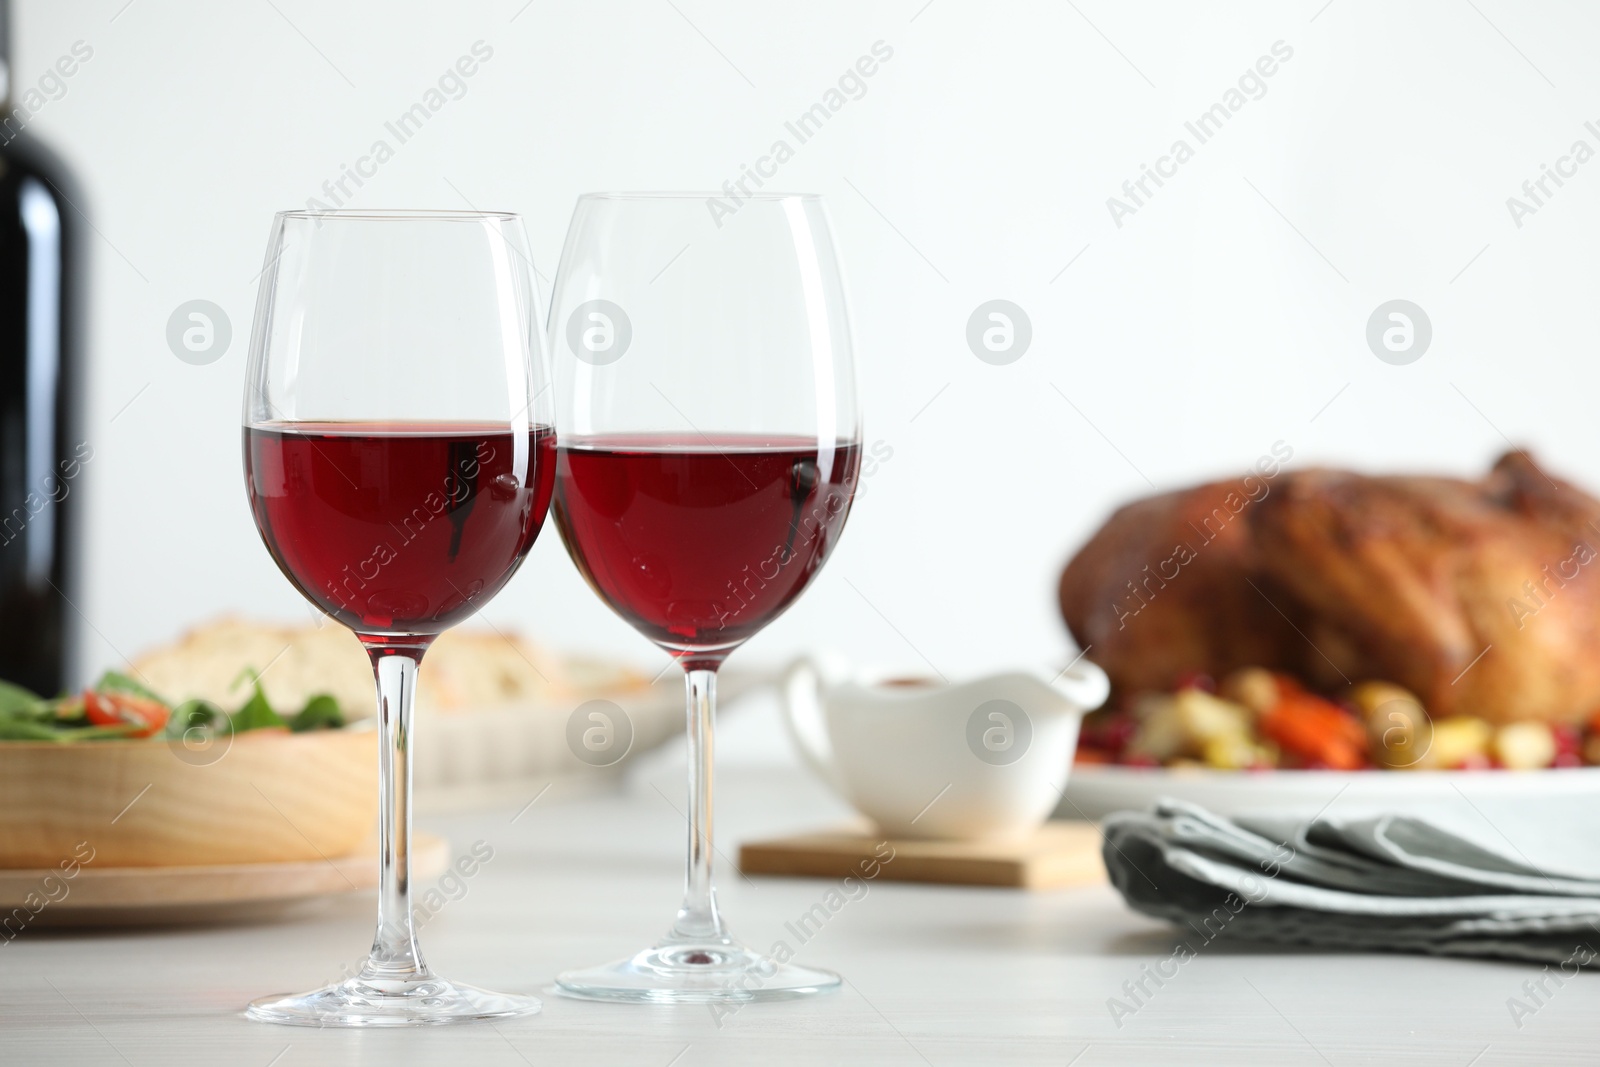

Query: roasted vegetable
left=1491, top=722, right=1556, bottom=771
left=1258, top=690, right=1368, bottom=770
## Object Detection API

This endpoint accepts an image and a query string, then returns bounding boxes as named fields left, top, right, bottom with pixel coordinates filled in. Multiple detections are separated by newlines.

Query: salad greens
left=0, top=667, right=346, bottom=742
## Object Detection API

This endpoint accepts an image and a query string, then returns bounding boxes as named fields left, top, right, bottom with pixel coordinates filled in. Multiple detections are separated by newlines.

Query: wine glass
left=241, top=209, right=554, bottom=1026
left=549, top=192, right=860, bottom=1002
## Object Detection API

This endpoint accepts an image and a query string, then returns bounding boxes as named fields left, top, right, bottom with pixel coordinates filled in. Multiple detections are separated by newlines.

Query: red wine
left=0, top=4, right=85, bottom=695
left=245, top=423, right=555, bottom=635
left=554, top=434, right=859, bottom=661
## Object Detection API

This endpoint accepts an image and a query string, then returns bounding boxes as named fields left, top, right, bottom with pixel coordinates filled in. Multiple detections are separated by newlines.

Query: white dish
left=1058, top=764, right=1600, bottom=821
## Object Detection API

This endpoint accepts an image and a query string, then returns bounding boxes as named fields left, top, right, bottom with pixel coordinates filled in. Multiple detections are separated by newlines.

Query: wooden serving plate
left=0, top=728, right=376, bottom=867
left=0, top=832, right=448, bottom=927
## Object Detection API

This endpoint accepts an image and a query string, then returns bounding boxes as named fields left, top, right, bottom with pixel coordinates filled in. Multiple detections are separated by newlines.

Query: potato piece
left=1126, top=696, right=1185, bottom=763
left=1349, top=681, right=1422, bottom=723
left=1201, top=733, right=1270, bottom=770
left=1492, top=722, right=1556, bottom=770
left=1126, top=690, right=1252, bottom=764
left=1424, top=716, right=1492, bottom=769
left=1352, top=682, right=1431, bottom=769
left=1174, top=689, right=1252, bottom=743
left=1219, top=668, right=1280, bottom=717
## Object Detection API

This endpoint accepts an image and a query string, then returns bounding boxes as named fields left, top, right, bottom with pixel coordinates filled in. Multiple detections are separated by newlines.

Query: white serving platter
left=1058, top=764, right=1600, bottom=821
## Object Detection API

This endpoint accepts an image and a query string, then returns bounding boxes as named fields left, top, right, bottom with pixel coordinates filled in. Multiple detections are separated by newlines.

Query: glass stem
left=362, top=640, right=432, bottom=982
left=668, top=666, right=728, bottom=945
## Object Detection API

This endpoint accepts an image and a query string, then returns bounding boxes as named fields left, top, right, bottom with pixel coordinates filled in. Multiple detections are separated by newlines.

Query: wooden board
left=739, top=822, right=1106, bottom=890
left=0, top=831, right=448, bottom=927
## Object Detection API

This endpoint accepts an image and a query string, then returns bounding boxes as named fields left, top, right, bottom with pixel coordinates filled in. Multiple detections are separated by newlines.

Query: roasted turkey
left=1059, top=451, right=1600, bottom=725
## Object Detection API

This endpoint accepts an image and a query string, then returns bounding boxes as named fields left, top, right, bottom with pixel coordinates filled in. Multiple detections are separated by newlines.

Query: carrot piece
left=1258, top=692, right=1368, bottom=770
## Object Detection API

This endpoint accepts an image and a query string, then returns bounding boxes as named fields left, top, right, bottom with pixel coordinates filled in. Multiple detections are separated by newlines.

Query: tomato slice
left=83, top=690, right=170, bottom=738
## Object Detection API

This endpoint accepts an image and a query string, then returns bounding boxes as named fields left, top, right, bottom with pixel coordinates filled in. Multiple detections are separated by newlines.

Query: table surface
left=2, top=758, right=1597, bottom=1066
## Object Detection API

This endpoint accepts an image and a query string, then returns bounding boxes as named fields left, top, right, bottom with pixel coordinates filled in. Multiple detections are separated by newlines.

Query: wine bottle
left=0, top=1, right=84, bottom=697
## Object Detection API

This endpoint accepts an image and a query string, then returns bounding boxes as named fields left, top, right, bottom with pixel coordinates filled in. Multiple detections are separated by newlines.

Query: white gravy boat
left=779, top=656, right=1110, bottom=841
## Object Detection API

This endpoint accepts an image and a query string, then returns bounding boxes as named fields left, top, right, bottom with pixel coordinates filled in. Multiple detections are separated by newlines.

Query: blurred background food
left=132, top=617, right=687, bottom=808
left=130, top=617, right=647, bottom=720
left=0, top=613, right=705, bottom=877
left=1062, top=451, right=1600, bottom=724
left=1062, top=452, right=1600, bottom=772
left=1073, top=667, right=1597, bottom=773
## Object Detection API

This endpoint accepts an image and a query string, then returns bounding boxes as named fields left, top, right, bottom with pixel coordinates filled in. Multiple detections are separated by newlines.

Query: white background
left=19, top=0, right=1597, bottom=683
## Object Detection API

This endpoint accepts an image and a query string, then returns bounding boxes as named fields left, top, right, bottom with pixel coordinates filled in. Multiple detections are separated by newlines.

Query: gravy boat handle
left=778, top=656, right=849, bottom=794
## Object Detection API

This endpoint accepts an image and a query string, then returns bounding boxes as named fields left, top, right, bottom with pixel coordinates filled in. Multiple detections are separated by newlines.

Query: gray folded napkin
left=1101, top=798, right=1600, bottom=965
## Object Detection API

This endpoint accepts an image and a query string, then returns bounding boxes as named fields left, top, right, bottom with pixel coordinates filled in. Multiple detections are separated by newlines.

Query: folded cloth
left=1101, top=798, right=1600, bottom=965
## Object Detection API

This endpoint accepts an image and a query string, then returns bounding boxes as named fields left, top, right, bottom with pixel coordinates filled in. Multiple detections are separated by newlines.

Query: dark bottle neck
left=0, top=0, right=12, bottom=115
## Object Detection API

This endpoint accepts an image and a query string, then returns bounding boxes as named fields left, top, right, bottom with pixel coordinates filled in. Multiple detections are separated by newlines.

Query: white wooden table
left=0, top=755, right=1595, bottom=1065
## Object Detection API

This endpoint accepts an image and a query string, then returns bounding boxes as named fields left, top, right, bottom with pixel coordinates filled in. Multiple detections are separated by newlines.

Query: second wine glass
left=549, top=192, right=860, bottom=1003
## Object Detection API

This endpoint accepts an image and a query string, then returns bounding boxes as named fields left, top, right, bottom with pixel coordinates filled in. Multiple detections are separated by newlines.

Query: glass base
left=555, top=940, right=841, bottom=1004
left=246, top=973, right=541, bottom=1027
